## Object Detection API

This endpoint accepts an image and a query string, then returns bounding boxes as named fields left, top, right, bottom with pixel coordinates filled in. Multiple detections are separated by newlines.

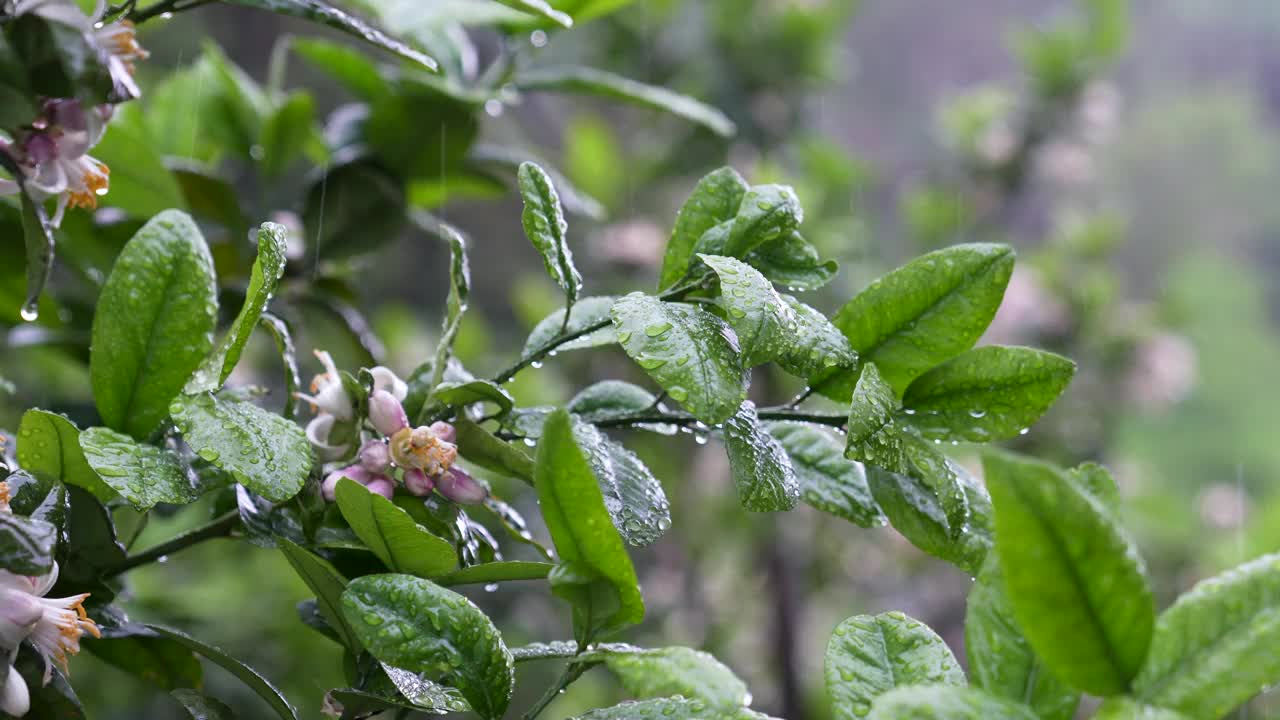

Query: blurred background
left=4, top=0, right=1280, bottom=717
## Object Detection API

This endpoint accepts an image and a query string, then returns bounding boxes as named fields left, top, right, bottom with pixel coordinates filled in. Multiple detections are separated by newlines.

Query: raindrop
left=530, top=360, right=543, bottom=369
left=1019, top=427, right=1030, bottom=435
left=969, top=409, right=987, bottom=418
left=484, top=99, right=504, bottom=117
left=19, top=304, right=38, bottom=322
left=484, top=583, right=499, bottom=593
left=530, top=30, right=548, bottom=47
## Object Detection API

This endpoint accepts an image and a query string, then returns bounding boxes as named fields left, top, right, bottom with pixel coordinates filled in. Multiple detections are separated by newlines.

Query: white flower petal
left=0, top=664, right=29, bottom=718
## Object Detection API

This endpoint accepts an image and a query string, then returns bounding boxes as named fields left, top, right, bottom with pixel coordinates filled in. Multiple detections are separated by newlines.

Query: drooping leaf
left=79, top=427, right=203, bottom=511
left=91, top=210, right=218, bottom=439
left=519, top=161, right=582, bottom=314
left=659, top=167, right=748, bottom=289
left=516, top=66, right=736, bottom=138
left=222, top=0, right=438, bottom=70
left=599, top=646, right=750, bottom=708
left=276, top=538, right=362, bottom=653
left=1133, top=552, right=1280, bottom=719
left=468, top=144, right=606, bottom=220
left=573, top=421, right=671, bottom=546
left=722, top=402, right=799, bottom=512
left=966, top=559, right=1080, bottom=720
left=523, top=295, right=618, bottom=355
left=746, top=231, right=838, bottom=291
left=334, top=478, right=457, bottom=578
left=844, top=363, right=907, bottom=474
left=190, top=223, right=289, bottom=392
left=769, top=422, right=884, bottom=528
left=611, top=293, right=747, bottom=425
left=902, top=346, right=1075, bottom=442
left=146, top=624, right=298, bottom=720
left=821, top=243, right=1015, bottom=399
left=701, top=254, right=795, bottom=367
left=342, top=574, right=514, bottom=719
left=171, top=689, right=236, bottom=720
left=16, top=409, right=113, bottom=501
left=0, top=511, right=55, bottom=576
left=535, top=409, right=644, bottom=641
left=776, top=295, right=858, bottom=380
left=867, top=685, right=1038, bottom=720
left=866, top=465, right=992, bottom=575
left=984, top=449, right=1154, bottom=696
left=170, top=393, right=311, bottom=503
left=825, top=612, right=965, bottom=719
left=453, top=419, right=534, bottom=483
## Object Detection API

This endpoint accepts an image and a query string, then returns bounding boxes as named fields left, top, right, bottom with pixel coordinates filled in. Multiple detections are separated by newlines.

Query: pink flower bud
left=365, top=476, right=396, bottom=500
left=436, top=468, right=487, bottom=505
left=357, top=439, right=391, bottom=474
left=429, top=421, right=457, bottom=444
left=403, top=469, right=436, bottom=496
left=322, top=465, right=372, bottom=501
left=368, top=389, right=409, bottom=437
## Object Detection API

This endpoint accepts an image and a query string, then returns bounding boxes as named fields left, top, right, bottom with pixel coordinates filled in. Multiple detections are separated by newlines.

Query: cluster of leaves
left=821, top=450, right=1280, bottom=720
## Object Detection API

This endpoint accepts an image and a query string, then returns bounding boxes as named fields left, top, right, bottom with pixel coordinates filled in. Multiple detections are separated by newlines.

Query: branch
left=106, top=510, right=240, bottom=577
left=593, top=407, right=846, bottom=430
left=521, top=661, right=588, bottom=720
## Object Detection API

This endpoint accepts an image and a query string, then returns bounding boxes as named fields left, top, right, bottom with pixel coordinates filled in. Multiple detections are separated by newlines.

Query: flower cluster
left=0, top=0, right=149, bottom=225
left=0, top=483, right=100, bottom=718
left=298, top=351, right=488, bottom=506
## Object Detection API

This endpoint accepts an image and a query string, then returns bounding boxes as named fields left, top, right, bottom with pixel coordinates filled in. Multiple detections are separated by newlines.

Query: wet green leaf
left=536, top=409, right=644, bottom=641
left=568, top=381, right=657, bottom=423
left=866, top=465, right=991, bottom=575
left=492, top=0, right=572, bottom=26
left=260, top=92, right=316, bottom=177
left=302, top=156, right=406, bottom=260
left=1134, top=552, right=1280, bottom=719
left=601, top=646, right=750, bottom=708
left=776, top=295, right=858, bottom=380
left=720, top=185, right=803, bottom=259
left=845, top=364, right=907, bottom=474
left=701, top=254, right=794, bottom=367
left=290, top=37, right=389, bottom=101
left=573, top=697, right=774, bottom=720
left=146, top=624, right=298, bottom=720
left=0, top=511, right=55, bottom=575
left=431, top=380, right=514, bottom=417
left=902, top=346, right=1075, bottom=442
left=822, top=243, right=1014, bottom=399
left=867, top=685, right=1037, bottom=720
left=16, top=409, right=114, bottom=501
left=519, top=161, right=582, bottom=314
left=1093, top=698, right=1192, bottom=720
left=453, top=419, right=534, bottom=483
left=170, top=393, right=311, bottom=503
left=573, top=421, right=671, bottom=545
left=87, top=613, right=203, bottom=693
left=334, top=478, right=457, bottom=578
left=79, top=427, right=202, bottom=511
left=277, top=538, right=362, bottom=653
left=523, top=296, right=618, bottom=354
left=966, top=559, right=1079, bottom=720
left=985, top=449, right=1154, bottom=696
left=223, top=0, right=438, bottom=70
left=91, top=210, right=218, bottom=439
left=171, top=689, right=236, bottom=719
left=769, top=422, right=883, bottom=528
left=746, top=231, right=838, bottom=291
left=342, top=574, right=514, bottom=719
left=825, top=612, right=965, bottom=719
left=516, top=66, right=736, bottom=138
left=660, top=167, right=748, bottom=289
left=436, top=561, right=554, bottom=587
left=723, top=402, right=798, bottom=512
left=611, top=293, right=747, bottom=425
left=428, top=220, right=470, bottom=394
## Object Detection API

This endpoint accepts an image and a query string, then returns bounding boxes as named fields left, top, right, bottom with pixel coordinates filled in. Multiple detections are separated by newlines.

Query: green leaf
left=984, top=449, right=1154, bottom=696
left=1133, top=552, right=1280, bottom=719
left=492, top=0, right=573, bottom=26
left=659, top=167, right=748, bottom=289
left=601, top=647, right=750, bottom=708
left=258, top=313, right=302, bottom=420
left=334, top=478, right=457, bottom=577
left=430, top=380, right=514, bottom=417
left=170, top=393, right=311, bottom=503
left=701, top=254, right=795, bottom=367
left=79, top=427, right=203, bottom=511
left=516, top=66, right=735, bottom=138
left=902, top=346, right=1075, bottom=442
left=1094, top=698, right=1193, bottom=720
left=822, top=243, right=1015, bottom=399
left=866, top=465, right=991, bottom=575
left=171, top=689, right=236, bottom=720
left=86, top=615, right=203, bottom=693
left=436, top=561, right=554, bottom=587
left=844, top=364, right=907, bottom=474
left=16, top=409, right=114, bottom=501
left=260, top=92, right=316, bottom=177
left=611, top=293, right=747, bottom=425
left=536, top=409, right=644, bottom=641
left=769, top=422, right=884, bottom=528
left=222, top=0, right=438, bottom=70
left=519, top=161, right=582, bottom=314
left=568, top=381, right=657, bottom=423
left=290, top=37, right=390, bottom=101
left=573, top=698, right=774, bottom=720
left=0, top=512, right=55, bottom=575
left=722, top=402, right=798, bottom=512
left=190, top=222, right=289, bottom=392
left=341, top=574, right=514, bottom=719
left=276, top=538, right=362, bottom=653
left=825, top=612, right=965, bottom=719
left=573, top=421, right=671, bottom=546
left=58, top=486, right=127, bottom=596
left=776, top=295, right=858, bottom=380
left=302, top=156, right=407, bottom=260
left=721, top=185, right=803, bottom=259
left=146, top=624, right=298, bottom=720
left=523, top=295, right=618, bottom=354
left=16, top=179, right=53, bottom=323
left=453, top=419, right=534, bottom=483
left=1069, top=461, right=1122, bottom=511
left=427, top=220, right=470, bottom=393
left=91, top=210, right=218, bottom=439
left=13, top=645, right=84, bottom=719
left=746, top=231, right=838, bottom=291
left=867, top=685, right=1038, bottom=720
left=966, top=559, right=1080, bottom=720
left=92, top=106, right=189, bottom=219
